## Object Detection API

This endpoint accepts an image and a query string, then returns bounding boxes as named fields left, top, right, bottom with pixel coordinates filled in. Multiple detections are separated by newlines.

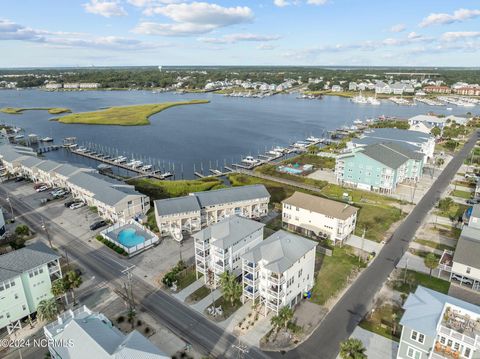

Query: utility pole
left=6, top=197, right=14, bottom=222
left=122, top=265, right=136, bottom=328
left=41, top=218, right=53, bottom=248
left=232, top=340, right=249, bottom=359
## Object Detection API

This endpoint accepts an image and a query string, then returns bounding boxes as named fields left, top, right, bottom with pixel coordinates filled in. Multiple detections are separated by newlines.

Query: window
left=411, top=330, right=425, bottom=344
left=407, top=347, right=421, bottom=359
left=464, top=347, right=471, bottom=358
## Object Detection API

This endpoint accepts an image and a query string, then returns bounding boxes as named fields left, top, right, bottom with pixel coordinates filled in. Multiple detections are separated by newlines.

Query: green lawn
left=354, top=204, right=405, bottom=242
left=359, top=304, right=403, bottom=342
left=175, top=266, right=199, bottom=291
left=414, top=238, right=455, bottom=252
left=392, top=269, right=450, bottom=294
left=185, top=285, right=211, bottom=304
left=128, top=177, right=224, bottom=200
left=255, top=164, right=328, bottom=189
left=435, top=202, right=468, bottom=220
left=433, top=224, right=462, bottom=240
left=450, top=189, right=473, bottom=199
left=52, top=100, right=209, bottom=125
left=311, top=246, right=367, bottom=305
left=1, top=107, right=71, bottom=114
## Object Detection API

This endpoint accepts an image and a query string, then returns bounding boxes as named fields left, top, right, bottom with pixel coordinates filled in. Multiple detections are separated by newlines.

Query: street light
left=41, top=219, right=53, bottom=248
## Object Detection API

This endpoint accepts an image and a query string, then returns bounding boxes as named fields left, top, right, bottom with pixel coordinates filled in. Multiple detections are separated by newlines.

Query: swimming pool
left=278, top=166, right=303, bottom=175
left=117, top=228, right=145, bottom=248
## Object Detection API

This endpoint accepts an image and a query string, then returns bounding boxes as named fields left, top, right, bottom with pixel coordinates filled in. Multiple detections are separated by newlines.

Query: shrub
left=117, top=316, right=125, bottom=323
left=144, top=327, right=151, bottom=335
left=15, top=224, right=30, bottom=236
left=137, top=320, right=142, bottom=326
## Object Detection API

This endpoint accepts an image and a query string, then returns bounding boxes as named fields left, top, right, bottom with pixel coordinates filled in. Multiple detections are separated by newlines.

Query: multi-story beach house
left=241, top=230, right=317, bottom=315
left=336, top=142, right=424, bottom=193
left=398, top=286, right=480, bottom=359
left=408, top=115, right=469, bottom=131
left=347, top=128, right=435, bottom=163
left=0, top=242, right=62, bottom=334
left=282, top=191, right=358, bottom=245
left=0, top=145, right=150, bottom=222
left=154, top=184, right=270, bottom=240
left=194, top=216, right=264, bottom=288
left=44, top=306, right=169, bottom=359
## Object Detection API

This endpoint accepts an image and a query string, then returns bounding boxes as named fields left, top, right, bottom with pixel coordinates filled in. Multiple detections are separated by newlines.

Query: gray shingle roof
left=194, top=184, right=270, bottom=207
left=53, top=164, right=87, bottom=177
left=36, top=160, right=62, bottom=173
left=18, top=156, right=45, bottom=169
left=360, top=143, right=410, bottom=169
left=362, top=128, right=433, bottom=143
left=0, top=145, right=30, bottom=163
left=400, top=286, right=480, bottom=337
left=0, top=242, right=60, bottom=282
left=194, top=215, right=264, bottom=250
left=154, top=196, right=201, bottom=216
left=242, top=230, right=317, bottom=273
left=452, top=226, right=480, bottom=268
left=352, top=137, right=422, bottom=153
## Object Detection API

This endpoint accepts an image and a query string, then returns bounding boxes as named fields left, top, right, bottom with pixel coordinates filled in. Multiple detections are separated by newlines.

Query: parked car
left=14, top=177, right=25, bottom=182
left=64, top=200, right=77, bottom=208
left=89, top=220, right=107, bottom=231
left=36, top=185, right=49, bottom=192
left=69, top=202, right=85, bottom=210
left=452, top=274, right=473, bottom=285
left=466, top=199, right=480, bottom=205
left=53, top=191, right=67, bottom=198
left=34, top=183, right=47, bottom=189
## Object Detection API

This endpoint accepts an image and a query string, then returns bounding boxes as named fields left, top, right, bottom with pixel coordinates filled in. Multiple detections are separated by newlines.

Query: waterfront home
left=44, top=83, right=62, bottom=90
left=241, top=230, right=317, bottom=315
left=331, top=85, right=343, bottom=92
left=348, top=82, right=358, bottom=91
left=454, top=86, right=480, bottom=96
left=0, top=145, right=149, bottom=222
left=397, top=286, right=480, bottom=359
left=408, top=114, right=469, bottom=131
left=194, top=216, right=264, bottom=288
left=347, top=128, right=435, bottom=163
left=409, top=121, right=433, bottom=135
left=154, top=184, right=270, bottom=240
left=282, top=191, right=358, bottom=245
left=0, top=242, right=62, bottom=334
left=375, top=81, right=392, bottom=94
left=423, top=85, right=452, bottom=94
left=336, top=142, right=424, bottom=193
left=44, top=305, right=169, bottom=359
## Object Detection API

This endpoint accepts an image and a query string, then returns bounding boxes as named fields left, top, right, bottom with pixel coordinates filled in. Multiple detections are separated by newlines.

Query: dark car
left=14, top=177, right=25, bottom=182
left=89, top=220, right=107, bottom=231
left=467, top=199, right=480, bottom=205
left=64, top=200, right=77, bottom=208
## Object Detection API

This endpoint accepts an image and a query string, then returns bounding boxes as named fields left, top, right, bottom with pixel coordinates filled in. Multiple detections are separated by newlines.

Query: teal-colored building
left=335, top=142, right=424, bottom=193
left=0, top=242, right=62, bottom=333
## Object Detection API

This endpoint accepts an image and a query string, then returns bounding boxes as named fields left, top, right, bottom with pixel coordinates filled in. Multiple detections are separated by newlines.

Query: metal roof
left=154, top=196, right=201, bottom=217
left=0, top=242, right=60, bottom=282
left=193, top=215, right=264, bottom=250
left=0, top=145, right=30, bottom=163
left=400, top=286, right=480, bottom=337
left=452, top=226, right=480, bottom=268
left=362, top=128, right=433, bottom=144
left=360, top=143, right=411, bottom=169
left=36, top=160, right=62, bottom=173
left=18, top=156, right=45, bottom=169
left=282, top=191, right=358, bottom=220
left=242, top=230, right=317, bottom=273
left=53, top=163, right=88, bottom=177
left=194, top=184, right=270, bottom=207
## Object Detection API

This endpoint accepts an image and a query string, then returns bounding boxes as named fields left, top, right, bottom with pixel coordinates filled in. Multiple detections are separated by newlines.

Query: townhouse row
left=0, top=145, right=150, bottom=222
left=154, top=184, right=270, bottom=241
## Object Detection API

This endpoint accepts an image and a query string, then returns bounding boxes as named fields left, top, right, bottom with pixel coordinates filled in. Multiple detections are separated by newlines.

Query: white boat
left=306, top=136, right=320, bottom=142
left=14, top=135, right=24, bottom=140
left=141, top=165, right=153, bottom=171
left=162, top=171, right=173, bottom=178
left=351, top=91, right=368, bottom=104
left=293, top=141, right=308, bottom=148
left=77, top=147, right=87, bottom=153
left=353, top=119, right=363, bottom=125
left=242, top=156, right=259, bottom=165
left=367, top=97, right=380, bottom=105
left=273, top=146, right=286, bottom=153
left=126, top=160, right=137, bottom=167
left=268, top=150, right=282, bottom=156
left=132, top=161, right=143, bottom=168
left=114, top=156, right=127, bottom=163
left=40, top=137, right=54, bottom=142
left=446, top=107, right=453, bottom=111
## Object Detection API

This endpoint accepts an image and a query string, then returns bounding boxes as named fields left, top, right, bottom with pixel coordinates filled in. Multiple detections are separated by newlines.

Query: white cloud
left=420, top=8, right=480, bottom=27
left=257, top=44, right=276, bottom=50
left=83, top=0, right=127, bottom=17
left=407, top=32, right=421, bottom=39
left=134, top=2, right=254, bottom=36
left=306, top=0, right=327, bottom=5
left=273, top=0, right=326, bottom=7
left=274, top=0, right=289, bottom=7
left=0, top=19, right=162, bottom=51
left=390, top=24, right=406, bottom=33
left=127, top=0, right=182, bottom=6
left=441, top=31, right=480, bottom=42
left=199, top=33, right=281, bottom=44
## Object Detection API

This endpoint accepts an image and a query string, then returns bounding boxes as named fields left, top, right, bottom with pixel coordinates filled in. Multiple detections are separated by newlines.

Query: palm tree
left=37, top=298, right=58, bottom=322
left=64, top=270, right=82, bottom=305
left=51, top=278, right=67, bottom=307
left=278, top=306, right=294, bottom=330
left=218, top=272, right=242, bottom=306
left=339, top=338, right=367, bottom=359
left=424, top=253, right=439, bottom=277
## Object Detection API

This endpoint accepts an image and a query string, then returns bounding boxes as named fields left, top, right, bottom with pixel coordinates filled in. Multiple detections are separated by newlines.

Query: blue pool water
left=117, top=228, right=145, bottom=248
left=278, top=166, right=303, bottom=175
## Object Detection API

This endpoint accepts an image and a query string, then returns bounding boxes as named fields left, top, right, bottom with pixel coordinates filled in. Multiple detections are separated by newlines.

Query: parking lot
left=0, top=178, right=195, bottom=287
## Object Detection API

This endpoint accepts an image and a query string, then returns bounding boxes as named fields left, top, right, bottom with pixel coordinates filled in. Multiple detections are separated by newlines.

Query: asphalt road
left=274, top=130, right=479, bottom=359
left=0, top=187, right=271, bottom=359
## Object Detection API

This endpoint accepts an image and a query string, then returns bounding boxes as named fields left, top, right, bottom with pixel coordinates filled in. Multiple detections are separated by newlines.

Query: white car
left=69, top=202, right=85, bottom=210
left=36, top=185, right=49, bottom=192
left=452, top=274, right=473, bottom=285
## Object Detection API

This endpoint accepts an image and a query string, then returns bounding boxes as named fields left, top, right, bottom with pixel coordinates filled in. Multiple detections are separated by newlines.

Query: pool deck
left=105, top=225, right=152, bottom=246
left=101, top=220, right=159, bottom=256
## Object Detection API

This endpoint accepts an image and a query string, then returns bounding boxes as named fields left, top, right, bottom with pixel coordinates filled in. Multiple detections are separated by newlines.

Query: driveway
left=336, top=327, right=398, bottom=359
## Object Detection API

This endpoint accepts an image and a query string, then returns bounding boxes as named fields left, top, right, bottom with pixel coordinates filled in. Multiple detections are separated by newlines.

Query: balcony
left=266, top=286, right=284, bottom=298
left=267, top=274, right=285, bottom=285
left=244, top=262, right=259, bottom=272
left=243, top=273, right=256, bottom=286
left=432, top=342, right=463, bottom=359
left=440, top=306, right=480, bottom=347
left=244, top=285, right=259, bottom=299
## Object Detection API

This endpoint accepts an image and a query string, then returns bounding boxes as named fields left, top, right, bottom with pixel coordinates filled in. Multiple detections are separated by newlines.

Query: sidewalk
left=397, top=251, right=439, bottom=276
left=345, top=234, right=383, bottom=253
left=191, top=288, right=222, bottom=313
left=173, top=278, right=204, bottom=302
left=336, top=326, right=398, bottom=359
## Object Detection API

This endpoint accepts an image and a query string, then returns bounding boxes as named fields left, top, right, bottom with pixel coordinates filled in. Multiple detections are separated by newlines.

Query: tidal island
left=0, top=107, right=71, bottom=114
left=51, top=100, right=210, bottom=126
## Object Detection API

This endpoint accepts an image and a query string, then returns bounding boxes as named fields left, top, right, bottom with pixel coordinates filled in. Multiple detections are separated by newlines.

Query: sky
left=1, top=0, right=480, bottom=67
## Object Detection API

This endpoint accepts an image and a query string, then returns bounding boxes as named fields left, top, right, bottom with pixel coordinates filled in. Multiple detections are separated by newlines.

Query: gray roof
left=242, top=230, right=317, bottom=273
left=0, top=145, right=30, bottom=163
left=194, top=184, right=270, bottom=207
left=452, top=225, right=480, bottom=267
left=400, top=286, right=480, bottom=337
left=352, top=137, right=422, bottom=153
left=50, top=309, right=168, bottom=359
left=360, top=143, right=410, bottom=169
left=18, top=156, right=45, bottom=169
left=154, top=196, right=201, bottom=216
left=36, top=160, right=62, bottom=173
left=361, top=128, right=432, bottom=144
left=0, top=242, right=60, bottom=282
left=381, top=141, right=424, bottom=161
left=53, top=164, right=87, bottom=177
left=471, top=204, right=480, bottom=221
left=194, top=216, right=264, bottom=249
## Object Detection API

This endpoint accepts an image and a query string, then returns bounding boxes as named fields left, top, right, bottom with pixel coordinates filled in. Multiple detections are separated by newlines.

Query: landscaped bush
left=162, top=260, right=187, bottom=287
left=95, top=235, right=127, bottom=256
